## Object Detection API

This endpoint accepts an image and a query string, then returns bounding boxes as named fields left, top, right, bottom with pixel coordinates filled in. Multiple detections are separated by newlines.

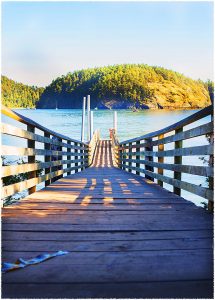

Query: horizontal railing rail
left=1, top=105, right=89, bottom=202
left=117, top=105, right=214, bottom=211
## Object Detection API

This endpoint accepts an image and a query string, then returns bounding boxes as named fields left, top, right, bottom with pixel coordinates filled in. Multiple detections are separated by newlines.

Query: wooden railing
left=88, top=129, right=100, bottom=166
left=110, top=129, right=120, bottom=167
left=117, top=105, right=214, bottom=210
left=1, top=105, right=89, bottom=201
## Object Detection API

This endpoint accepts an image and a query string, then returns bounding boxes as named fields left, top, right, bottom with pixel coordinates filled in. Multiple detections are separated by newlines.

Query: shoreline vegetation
left=2, top=64, right=213, bottom=109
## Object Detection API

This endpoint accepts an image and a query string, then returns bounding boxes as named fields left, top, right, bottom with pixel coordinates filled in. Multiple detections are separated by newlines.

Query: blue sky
left=2, top=1, right=214, bottom=87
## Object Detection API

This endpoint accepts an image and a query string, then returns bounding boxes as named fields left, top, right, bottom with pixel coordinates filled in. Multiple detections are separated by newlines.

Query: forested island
left=2, top=64, right=213, bottom=109
left=1, top=76, right=44, bottom=108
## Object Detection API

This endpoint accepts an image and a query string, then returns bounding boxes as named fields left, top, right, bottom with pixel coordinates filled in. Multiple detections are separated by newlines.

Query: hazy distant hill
left=1, top=76, right=44, bottom=108
left=2, top=64, right=213, bottom=109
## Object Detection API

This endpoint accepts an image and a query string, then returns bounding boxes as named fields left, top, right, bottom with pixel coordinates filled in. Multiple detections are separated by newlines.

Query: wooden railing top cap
left=120, top=105, right=213, bottom=145
left=1, top=105, right=88, bottom=146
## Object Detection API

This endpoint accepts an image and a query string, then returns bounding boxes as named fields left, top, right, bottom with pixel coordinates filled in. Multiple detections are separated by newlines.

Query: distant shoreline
left=11, top=107, right=202, bottom=111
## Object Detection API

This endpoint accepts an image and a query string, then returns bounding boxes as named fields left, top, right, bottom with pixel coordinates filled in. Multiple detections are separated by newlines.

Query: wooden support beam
left=27, top=125, right=36, bottom=194
left=44, top=132, right=51, bottom=186
left=67, top=141, right=71, bottom=176
left=75, top=142, right=79, bottom=173
left=145, top=138, right=154, bottom=181
left=208, top=114, right=214, bottom=212
left=174, top=128, right=183, bottom=195
left=128, top=142, right=132, bottom=173
left=136, top=141, right=140, bottom=175
left=158, top=134, right=164, bottom=186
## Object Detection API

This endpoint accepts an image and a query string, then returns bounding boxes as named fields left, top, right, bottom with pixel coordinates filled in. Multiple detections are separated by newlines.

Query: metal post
left=87, top=95, right=91, bottom=141
left=90, top=111, right=94, bottom=139
left=113, top=111, right=117, bottom=133
left=81, top=97, right=86, bottom=142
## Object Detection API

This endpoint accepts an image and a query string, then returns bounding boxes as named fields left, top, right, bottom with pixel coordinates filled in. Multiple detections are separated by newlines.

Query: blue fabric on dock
left=2, top=250, right=69, bottom=273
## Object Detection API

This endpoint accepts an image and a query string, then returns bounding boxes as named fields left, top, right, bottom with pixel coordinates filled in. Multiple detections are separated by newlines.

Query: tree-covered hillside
left=37, top=64, right=211, bottom=109
left=1, top=76, right=44, bottom=108
left=2, top=64, right=212, bottom=109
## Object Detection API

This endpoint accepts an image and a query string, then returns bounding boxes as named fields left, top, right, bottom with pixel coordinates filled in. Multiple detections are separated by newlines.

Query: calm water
left=2, top=108, right=210, bottom=207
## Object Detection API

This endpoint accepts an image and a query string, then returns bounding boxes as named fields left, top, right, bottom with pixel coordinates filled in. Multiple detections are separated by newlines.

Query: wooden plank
left=2, top=219, right=212, bottom=230
left=2, top=213, right=212, bottom=226
left=121, top=158, right=213, bottom=177
left=128, top=142, right=132, bottom=172
left=74, top=142, right=79, bottom=173
left=151, top=121, right=213, bottom=146
left=208, top=114, right=214, bottom=212
left=2, top=280, right=213, bottom=299
left=158, top=134, right=164, bottom=186
left=67, top=141, right=72, bottom=176
left=123, top=144, right=213, bottom=158
left=2, top=238, right=212, bottom=252
left=174, top=128, right=183, bottom=195
left=2, top=203, right=195, bottom=213
left=1, top=123, right=87, bottom=150
left=2, top=251, right=212, bottom=283
left=27, top=125, right=36, bottom=194
left=1, top=145, right=88, bottom=157
left=136, top=141, right=140, bottom=175
left=121, top=122, right=213, bottom=149
left=44, top=132, right=51, bottom=186
left=2, top=159, right=88, bottom=178
left=145, top=138, right=154, bottom=181
left=2, top=229, right=212, bottom=241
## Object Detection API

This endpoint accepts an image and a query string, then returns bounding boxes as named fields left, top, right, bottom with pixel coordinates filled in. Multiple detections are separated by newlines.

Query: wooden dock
left=1, top=105, right=213, bottom=298
left=2, top=140, right=213, bottom=298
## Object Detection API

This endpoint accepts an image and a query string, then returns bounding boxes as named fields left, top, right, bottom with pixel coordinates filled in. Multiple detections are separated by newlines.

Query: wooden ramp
left=2, top=140, right=213, bottom=298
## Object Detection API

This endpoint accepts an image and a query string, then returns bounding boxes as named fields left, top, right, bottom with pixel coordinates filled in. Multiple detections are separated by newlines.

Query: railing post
left=145, top=138, right=154, bottom=181
left=85, top=146, right=90, bottom=168
left=44, top=132, right=51, bottom=186
left=114, top=145, right=118, bottom=167
left=27, top=125, right=36, bottom=194
left=158, top=134, right=164, bottom=186
left=208, top=113, right=214, bottom=212
left=119, top=145, right=122, bottom=169
left=136, top=141, right=140, bottom=175
left=75, top=142, right=78, bottom=173
left=174, top=128, right=183, bottom=195
left=128, top=142, right=132, bottom=172
left=80, top=144, right=84, bottom=171
left=58, top=138, right=63, bottom=179
left=121, top=144, right=126, bottom=171
left=67, top=140, right=71, bottom=175
left=85, top=145, right=89, bottom=168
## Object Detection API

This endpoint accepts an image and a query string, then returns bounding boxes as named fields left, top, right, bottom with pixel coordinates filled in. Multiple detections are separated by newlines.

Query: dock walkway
left=2, top=140, right=213, bottom=298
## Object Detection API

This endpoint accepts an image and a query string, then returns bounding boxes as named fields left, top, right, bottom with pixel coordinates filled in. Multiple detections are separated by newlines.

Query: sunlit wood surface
left=2, top=140, right=213, bottom=298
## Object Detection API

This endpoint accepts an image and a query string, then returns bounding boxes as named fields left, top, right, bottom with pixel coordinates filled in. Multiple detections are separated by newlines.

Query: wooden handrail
left=88, top=129, right=100, bottom=166
left=120, top=105, right=213, bottom=145
left=110, top=129, right=120, bottom=167
left=1, top=106, right=90, bottom=202
left=116, top=105, right=214, bottom=211
left=1, top=105, right=89, bottom=146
